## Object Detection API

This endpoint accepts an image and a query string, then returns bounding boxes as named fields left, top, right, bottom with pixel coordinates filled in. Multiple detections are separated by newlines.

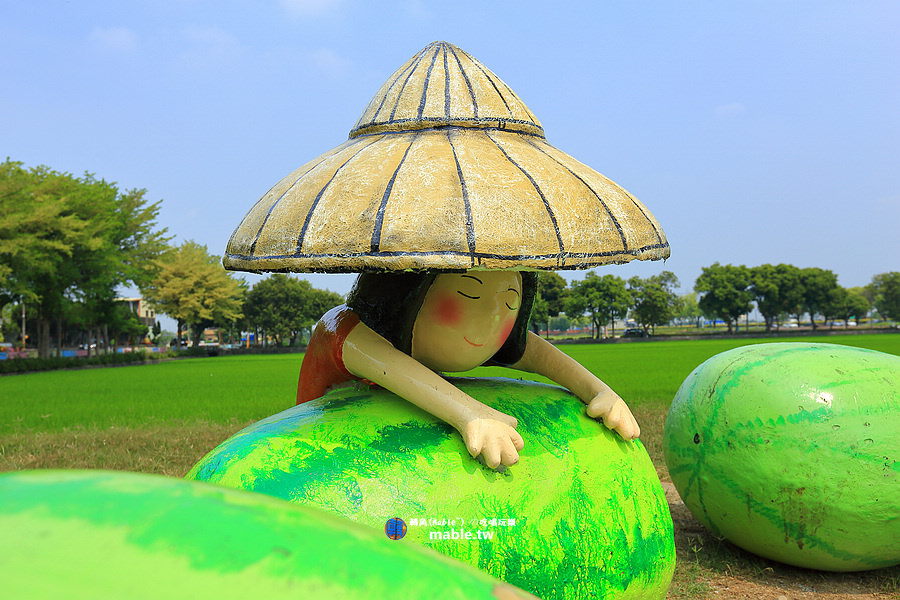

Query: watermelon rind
left=664, top=342, right=900, bottom=572
left=0, top=469, right=539, bottom=599
left=188, top=377, right=675, bottom=600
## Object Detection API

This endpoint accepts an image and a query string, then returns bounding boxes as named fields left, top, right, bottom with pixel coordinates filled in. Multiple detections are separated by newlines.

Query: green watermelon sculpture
left=0, top=469, right=539, bottom=599
left=664, top=342, right=900, bottom=571
left=188, top=378, right=675, bottom=600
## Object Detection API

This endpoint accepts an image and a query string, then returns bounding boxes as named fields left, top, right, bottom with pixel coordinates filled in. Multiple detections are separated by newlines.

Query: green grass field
left=5, top=333, right=899, bottom=435
left=3, top=333, right=899, bottom=598
left=2, top=353, right=301, bottom=434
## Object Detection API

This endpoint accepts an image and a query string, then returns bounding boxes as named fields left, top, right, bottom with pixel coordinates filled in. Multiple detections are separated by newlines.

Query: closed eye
left=505, top=287, right=520, bottom=310
left=458, top=274, right=483, bottom=299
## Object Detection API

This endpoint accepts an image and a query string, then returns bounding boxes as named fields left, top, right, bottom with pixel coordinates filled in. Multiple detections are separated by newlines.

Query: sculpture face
left=411, top=271, right=522, bottom=372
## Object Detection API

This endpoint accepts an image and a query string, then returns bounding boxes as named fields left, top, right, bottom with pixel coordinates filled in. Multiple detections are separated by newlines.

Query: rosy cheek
left=431, top=293, right=463, bottom=327
left=497, top=317, right=516, bottom=347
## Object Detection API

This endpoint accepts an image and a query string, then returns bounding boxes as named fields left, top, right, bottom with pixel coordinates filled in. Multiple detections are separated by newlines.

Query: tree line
left=0, top=160, right=340, bottom=357
left=532, top=271, right=684, bottom=338
left=5, top=160, right=899, bottom=357
left=534, top=264, right=900, bottom=337
left=1, top=159, right=170, bottom=357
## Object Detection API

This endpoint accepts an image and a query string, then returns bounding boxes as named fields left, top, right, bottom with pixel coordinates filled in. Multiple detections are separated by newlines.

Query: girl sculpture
left=224, top=42, right=669, bottom=469
left=298, top=270, right=639, bottom=469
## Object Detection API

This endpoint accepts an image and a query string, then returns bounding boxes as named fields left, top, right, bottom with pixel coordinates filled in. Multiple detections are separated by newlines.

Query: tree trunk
left=38, top=317, right=51, bottom=359
left=56, top=314, right=63, bottom=358
left=192, top=329, right=203, bottom=348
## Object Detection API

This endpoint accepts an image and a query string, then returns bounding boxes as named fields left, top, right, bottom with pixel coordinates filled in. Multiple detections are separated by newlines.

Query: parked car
left=623, top=328, right=649, bottom=338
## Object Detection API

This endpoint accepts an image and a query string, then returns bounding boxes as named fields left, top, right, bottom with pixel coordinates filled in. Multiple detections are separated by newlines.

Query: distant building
left=116, top=298, right=157, bottom=327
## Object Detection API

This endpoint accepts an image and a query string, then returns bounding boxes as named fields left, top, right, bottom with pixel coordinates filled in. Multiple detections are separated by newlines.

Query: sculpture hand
left=586, top=389, right=641, bottom=441
left=463, top=417, right=525, bottom=469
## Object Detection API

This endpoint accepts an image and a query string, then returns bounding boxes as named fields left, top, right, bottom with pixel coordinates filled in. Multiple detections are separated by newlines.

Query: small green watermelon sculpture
left=664, top=342, right=900, bottom=571
left=0, top=469, right=539, bottom=599
left=188, top=378, right=675, bottom=600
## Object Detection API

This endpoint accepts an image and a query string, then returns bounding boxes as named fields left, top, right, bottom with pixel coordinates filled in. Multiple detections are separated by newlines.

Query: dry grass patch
left=0, top=420, right=252, bottom=477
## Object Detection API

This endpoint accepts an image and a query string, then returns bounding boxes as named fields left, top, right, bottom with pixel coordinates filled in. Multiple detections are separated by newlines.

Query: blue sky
left=3, top=1, right=898, bottom=310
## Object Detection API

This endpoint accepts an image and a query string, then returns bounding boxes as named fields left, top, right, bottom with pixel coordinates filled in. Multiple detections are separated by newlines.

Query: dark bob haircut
left=346, top=271, right=538, bottom=366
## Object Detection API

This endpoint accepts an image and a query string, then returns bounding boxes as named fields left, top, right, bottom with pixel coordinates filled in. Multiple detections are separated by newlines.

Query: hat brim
left=224, top=127, right=669, bottom=273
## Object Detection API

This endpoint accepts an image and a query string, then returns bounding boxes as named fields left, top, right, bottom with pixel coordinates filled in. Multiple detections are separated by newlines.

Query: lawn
left=1, top=353, right=301, bottom=433
left=2, top=333, right=899, bottom=598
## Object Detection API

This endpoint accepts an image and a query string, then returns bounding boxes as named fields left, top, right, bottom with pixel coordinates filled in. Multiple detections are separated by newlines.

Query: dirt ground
left=663, top=482, right=899, bottom=600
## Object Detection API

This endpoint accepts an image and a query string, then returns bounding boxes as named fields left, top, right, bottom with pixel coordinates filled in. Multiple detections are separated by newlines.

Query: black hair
left=346, top=271, right=538, bottom=366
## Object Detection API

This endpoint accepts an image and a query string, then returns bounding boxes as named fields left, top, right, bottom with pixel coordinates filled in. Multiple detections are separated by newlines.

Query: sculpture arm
left=509, top=332, right=640, bottom=440
left=341, top=321, right=524, bottom=468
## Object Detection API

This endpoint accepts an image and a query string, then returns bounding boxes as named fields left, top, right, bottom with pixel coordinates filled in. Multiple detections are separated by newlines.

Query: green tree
left=141, top=241, right=244, bottom=347
left=822, top=286, right=849, bottom=329
left=0, top=160, right=168, bottom=357
left=565, top=272, right=631, bottom=339
left=822, top=287, right=870, bottom=327
left=529, top=272, right=569, bottom=335
left=750, top=263, right=803, bottom=331
left=871, top=272, right=900, bottom=321
left=694, top=263, right=753, bottom=334
left=845, top=289, right=871, bottom=326
left=799, top=267, right=839, bottom=331
left=108, top=302, right=150, bottom=346
left=858, top=283, right=877, bottom=311
left=627, top=271, right=679, bottom=334
left=306, top=287, right=344, bottom=340
left=538, top=272, right=568, bottom=316
left=1, top=162, right=90, bottom=356
left=674, top=292, right=703, bottom=328
left=243, top=274, right=342, bottom=346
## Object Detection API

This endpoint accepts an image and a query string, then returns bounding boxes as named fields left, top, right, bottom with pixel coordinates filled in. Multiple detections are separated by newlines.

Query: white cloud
left=715, top=102, right=746, bottom=118
left=279, top=0, right=342, bottom=16
left=89, top=26, right=138, bottom=52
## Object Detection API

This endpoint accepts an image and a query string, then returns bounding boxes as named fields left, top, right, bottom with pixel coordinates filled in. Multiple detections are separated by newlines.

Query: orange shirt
left=296, top=305, right=361, bottom=404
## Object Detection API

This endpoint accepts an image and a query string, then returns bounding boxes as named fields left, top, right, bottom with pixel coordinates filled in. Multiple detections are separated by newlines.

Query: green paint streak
left=368, top=420, right=455, bottom=454
left=248, top=418, right=451, bottom=509
left=695, top=459, right=892, bottom=567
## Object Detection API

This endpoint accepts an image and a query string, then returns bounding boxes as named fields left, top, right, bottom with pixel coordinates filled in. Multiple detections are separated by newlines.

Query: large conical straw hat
left=225, top=41, right=669, bottom=273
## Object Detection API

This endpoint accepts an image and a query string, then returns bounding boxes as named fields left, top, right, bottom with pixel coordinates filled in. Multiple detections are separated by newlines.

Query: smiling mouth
left=463, top=337, right=484, bottom=347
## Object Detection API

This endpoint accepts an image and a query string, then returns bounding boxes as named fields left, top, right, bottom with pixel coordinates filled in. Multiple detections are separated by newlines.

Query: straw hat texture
left=224, top=41, right=669, bottom=273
